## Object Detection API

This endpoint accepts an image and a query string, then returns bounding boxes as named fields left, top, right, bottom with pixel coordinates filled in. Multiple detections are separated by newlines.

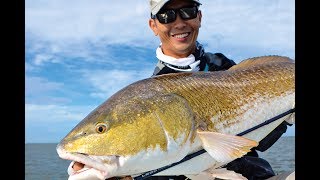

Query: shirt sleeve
left=205, top=52, right=236, bottom=71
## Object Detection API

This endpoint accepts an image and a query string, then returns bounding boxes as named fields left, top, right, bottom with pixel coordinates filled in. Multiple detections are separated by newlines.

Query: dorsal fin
left=228, top=55, right=294, bottom=71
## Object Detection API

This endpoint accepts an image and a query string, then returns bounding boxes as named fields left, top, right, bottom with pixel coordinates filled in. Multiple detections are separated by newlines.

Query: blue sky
left=25, top=0, right=295, bottom=143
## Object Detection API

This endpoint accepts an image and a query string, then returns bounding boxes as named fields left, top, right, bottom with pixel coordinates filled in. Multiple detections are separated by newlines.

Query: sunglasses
left=151, top=6, right=199, bottom=24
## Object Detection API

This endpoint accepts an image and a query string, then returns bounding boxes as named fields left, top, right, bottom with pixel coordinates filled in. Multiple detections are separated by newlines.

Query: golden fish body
left=56, top=55, right=295, bottom=180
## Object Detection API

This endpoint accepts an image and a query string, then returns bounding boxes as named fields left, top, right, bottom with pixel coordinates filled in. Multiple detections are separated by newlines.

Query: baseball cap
left=149, top=0, right=202, bottom=16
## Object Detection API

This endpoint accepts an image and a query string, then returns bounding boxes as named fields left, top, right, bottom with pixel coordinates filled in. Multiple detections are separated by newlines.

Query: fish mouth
left=57, top=145, right=119, bottom=180
left=67, top=161, right=108, bottom=180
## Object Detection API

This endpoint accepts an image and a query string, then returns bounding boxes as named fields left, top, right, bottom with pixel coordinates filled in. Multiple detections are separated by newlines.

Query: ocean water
left=25, top=136, right=295, bottom=180
left=257, top=136, right=295, bottom=174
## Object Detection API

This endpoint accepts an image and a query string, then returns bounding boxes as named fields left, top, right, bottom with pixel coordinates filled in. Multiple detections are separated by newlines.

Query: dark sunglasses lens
left=179, top=7, right=198, bottom=19
left=157, top=10, right=176, bottom=24
left=156, top=7, right=198, bottom=24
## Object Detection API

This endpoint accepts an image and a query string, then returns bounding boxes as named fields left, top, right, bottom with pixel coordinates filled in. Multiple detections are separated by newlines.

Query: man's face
left=149, top=0, right=202, bottom=58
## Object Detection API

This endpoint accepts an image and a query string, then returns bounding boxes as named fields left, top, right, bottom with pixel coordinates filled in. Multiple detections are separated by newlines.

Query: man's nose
left=173, top=13, right=187, bottom=28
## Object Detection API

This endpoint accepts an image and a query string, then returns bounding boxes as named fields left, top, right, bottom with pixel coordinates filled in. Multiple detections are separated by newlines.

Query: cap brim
left=151, top=0, right=169, bottom=16
left=151, top=0, right=202, bottom=16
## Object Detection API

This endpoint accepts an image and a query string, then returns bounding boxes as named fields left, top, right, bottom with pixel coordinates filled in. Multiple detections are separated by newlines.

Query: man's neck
left=161, top=46, right=196, bottom=59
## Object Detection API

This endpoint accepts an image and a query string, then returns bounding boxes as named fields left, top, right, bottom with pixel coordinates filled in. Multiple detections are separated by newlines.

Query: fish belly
left=141, top=114, right=292, bottom=176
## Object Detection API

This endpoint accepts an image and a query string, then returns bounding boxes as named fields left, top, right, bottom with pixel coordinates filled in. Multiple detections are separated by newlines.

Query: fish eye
left=95, top=123, right=108, bottom=134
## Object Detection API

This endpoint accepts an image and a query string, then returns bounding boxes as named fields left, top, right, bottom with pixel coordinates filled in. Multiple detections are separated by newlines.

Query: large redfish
left=56, top=55, right=295, bottom=180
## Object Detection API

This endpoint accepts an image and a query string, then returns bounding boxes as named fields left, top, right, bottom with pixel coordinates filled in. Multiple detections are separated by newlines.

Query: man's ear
left=149, top=19, right=158, bottom=36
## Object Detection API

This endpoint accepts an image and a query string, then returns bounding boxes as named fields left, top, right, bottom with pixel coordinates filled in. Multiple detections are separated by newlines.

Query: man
left=147, top=0, right=291, bottom=180
left=149, top=0, right=235, bottom=75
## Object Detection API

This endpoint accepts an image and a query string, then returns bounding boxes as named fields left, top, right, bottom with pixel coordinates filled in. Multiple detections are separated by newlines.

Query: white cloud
left=25, top=62, right=37, bottom=72
left=26, top=0, right=294, bottom=65
left=33, top=54, right=54, bottom=65
left=26, top=76, right=63, bottom=95
left=25, top=104, right=95, bottom=123
left=25, top=0, right=295, bottom=69
left=82, top=68, right=153, bottom=99
left=25, top=0, right=152, bottom=44
left=198, top=0, right=294, bottom=59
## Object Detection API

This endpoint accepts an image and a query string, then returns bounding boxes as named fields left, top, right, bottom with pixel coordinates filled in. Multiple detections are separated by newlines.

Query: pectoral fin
left=186, top=168, right=247, bottom=180
left=197, top=130, right=258, bottom=163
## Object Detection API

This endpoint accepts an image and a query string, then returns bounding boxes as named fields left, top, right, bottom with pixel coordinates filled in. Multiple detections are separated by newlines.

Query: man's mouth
left=172, top=32, right=190, bottom=39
